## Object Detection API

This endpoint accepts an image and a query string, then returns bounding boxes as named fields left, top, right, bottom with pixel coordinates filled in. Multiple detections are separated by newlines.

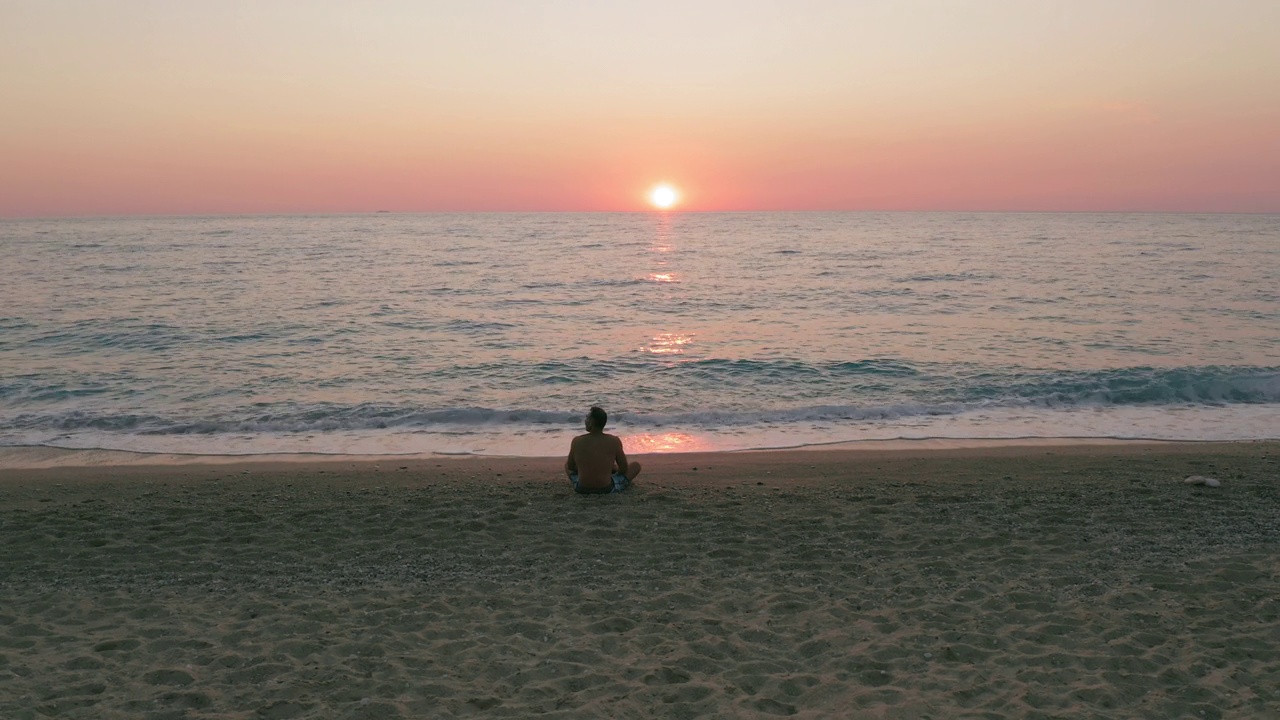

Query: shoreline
left=1, top=436, right=1274, bottom=473
left=1, top=440, right=1275, bottom=498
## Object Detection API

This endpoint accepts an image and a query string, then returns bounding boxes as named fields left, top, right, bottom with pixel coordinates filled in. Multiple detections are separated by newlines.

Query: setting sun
left=649, top=184, right=679, bottom=210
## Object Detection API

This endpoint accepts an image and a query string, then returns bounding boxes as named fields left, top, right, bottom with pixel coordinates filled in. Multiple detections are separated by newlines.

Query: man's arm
left=613, top=437, right=629, bottom=477
left=565, top=437, right=578, bottom=479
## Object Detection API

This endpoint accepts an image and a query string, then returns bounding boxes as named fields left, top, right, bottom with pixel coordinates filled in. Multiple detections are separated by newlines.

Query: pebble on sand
left=1183, top=475, right=1221, bottom=487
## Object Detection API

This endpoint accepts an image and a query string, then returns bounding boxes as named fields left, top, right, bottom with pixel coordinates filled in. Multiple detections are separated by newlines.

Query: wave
left=942, top=365, right=1280, bottom=406
left=2, top=365, right=1276, bottom=437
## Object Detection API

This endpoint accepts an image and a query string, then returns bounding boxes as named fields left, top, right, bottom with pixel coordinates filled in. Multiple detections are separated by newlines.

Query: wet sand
left=2, top=442, right=1277, bottom=718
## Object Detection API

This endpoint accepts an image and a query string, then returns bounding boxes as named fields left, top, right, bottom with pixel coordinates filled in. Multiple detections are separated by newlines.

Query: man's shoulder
left=573, top=432, right=621, bottom=444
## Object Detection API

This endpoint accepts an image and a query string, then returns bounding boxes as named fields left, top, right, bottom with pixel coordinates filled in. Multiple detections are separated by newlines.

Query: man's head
left=585, top=406, right=608, bottom=432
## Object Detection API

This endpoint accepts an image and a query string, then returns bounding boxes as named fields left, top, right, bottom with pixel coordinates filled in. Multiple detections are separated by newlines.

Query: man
left=565, top=406, right=642, bottom=494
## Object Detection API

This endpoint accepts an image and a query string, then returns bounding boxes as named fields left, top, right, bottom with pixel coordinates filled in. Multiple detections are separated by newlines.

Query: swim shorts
left=569, top=473, right=631, bottom=495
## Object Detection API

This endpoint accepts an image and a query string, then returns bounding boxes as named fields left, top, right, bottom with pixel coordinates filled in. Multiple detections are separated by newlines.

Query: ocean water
left=2, top=212, right=1277, bottom=457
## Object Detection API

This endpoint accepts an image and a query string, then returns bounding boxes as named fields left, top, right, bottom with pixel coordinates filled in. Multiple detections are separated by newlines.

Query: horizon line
left=5, top=208, right=1280, bottom=222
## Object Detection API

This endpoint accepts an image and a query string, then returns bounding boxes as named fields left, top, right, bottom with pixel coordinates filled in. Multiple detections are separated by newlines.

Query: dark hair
left=588, top=406, right=608, bottom=430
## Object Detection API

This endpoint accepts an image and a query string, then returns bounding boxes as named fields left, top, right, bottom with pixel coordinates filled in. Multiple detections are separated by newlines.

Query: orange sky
left=2, top=1, right=1278, bottom=216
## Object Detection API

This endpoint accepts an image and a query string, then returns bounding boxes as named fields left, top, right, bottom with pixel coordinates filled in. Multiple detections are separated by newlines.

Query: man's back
left=569, top=432, right=626, bottom=489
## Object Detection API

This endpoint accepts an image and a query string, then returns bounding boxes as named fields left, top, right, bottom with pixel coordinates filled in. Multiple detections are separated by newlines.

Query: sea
left=2, top=212, right=1277, bottom=458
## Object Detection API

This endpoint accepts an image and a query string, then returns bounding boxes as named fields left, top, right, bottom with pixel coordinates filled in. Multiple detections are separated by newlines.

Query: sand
left=1, top=442, right=1277, bottom=719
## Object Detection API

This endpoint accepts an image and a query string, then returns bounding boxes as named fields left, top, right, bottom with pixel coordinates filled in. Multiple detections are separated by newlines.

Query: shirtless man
left=565, top=406, right=642, bottom=494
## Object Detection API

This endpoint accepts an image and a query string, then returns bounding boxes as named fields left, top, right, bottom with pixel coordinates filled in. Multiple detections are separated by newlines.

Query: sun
left=649, top=184, right=679, bottom=209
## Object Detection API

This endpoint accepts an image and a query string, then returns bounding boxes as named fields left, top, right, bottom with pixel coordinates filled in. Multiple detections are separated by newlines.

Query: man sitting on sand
left=565, top=406, right=642, bottom=494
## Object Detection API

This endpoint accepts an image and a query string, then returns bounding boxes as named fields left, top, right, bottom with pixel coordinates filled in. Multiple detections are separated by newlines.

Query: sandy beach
left=1, top=441, right=1277, bottom=718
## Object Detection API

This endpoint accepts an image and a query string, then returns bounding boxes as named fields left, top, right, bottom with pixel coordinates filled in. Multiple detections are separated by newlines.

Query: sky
left=1, top=0, right=1278, bottom=216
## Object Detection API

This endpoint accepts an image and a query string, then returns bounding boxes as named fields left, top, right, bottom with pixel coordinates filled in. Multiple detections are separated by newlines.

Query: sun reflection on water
left=641, top=333, right=693, bottom=355
left=624, top=431, right=709, bottom=453
left=650, top=212, right=673, bottom=254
